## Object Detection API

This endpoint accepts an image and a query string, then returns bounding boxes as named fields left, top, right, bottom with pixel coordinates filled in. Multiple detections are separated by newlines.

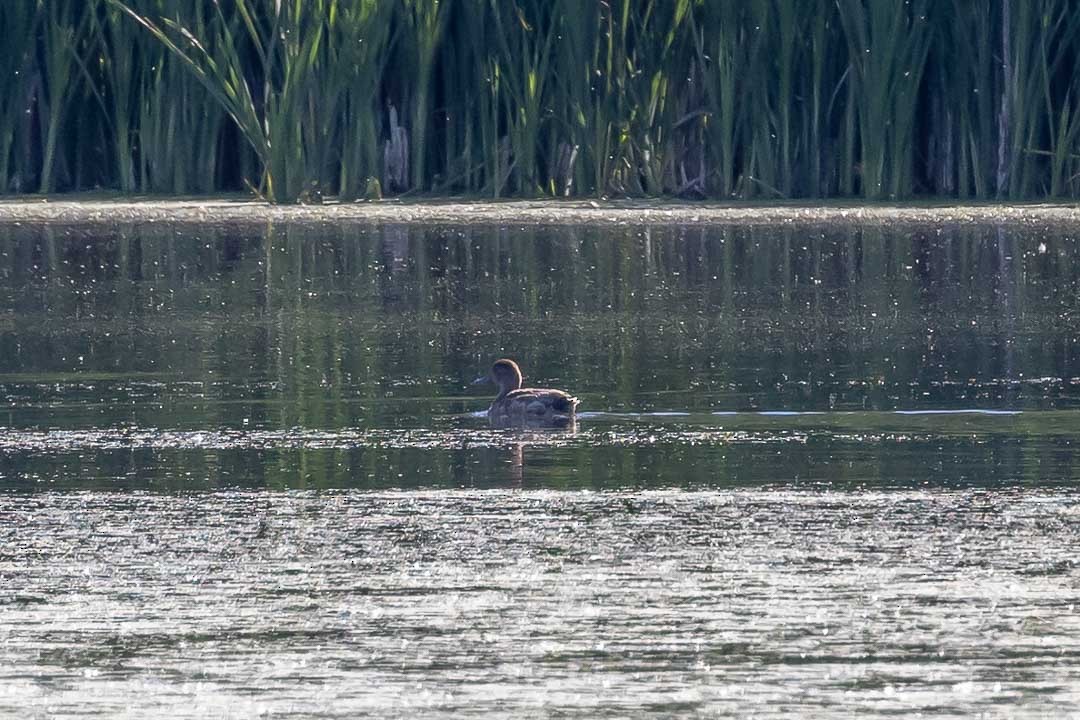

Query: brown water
left=0, top=222, right=1078, bottom=717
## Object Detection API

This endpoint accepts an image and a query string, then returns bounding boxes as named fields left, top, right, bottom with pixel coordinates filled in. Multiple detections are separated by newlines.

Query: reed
left=437, top=3, right=491, bottom=194
left=332, top=1, right=395, bottom=199
left=0, top=3, right=38, bottom=193
left=694, top=2, right=743, bottom=197
left=836, top=0, right=932, bottom=199
left=1025, top=0, right=1080, bottom=198
left=38, top=0, right=91, bottom=193
left=93, top=1, right=147, bottom=192
left=2, top=0, right=1080, bottom=202
left=138, top=40, right=227, bottom=194
left=545, top=0, right=603, bottom=196
left=487, top=0, right=556, bottom=196
left=941, top=2, right=1000, bottom=196
left=399, top=0, right=452, bottom=193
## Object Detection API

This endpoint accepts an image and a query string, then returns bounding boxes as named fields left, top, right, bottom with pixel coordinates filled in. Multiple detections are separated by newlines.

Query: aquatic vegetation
left=2, top=0, right=1080, bottom=201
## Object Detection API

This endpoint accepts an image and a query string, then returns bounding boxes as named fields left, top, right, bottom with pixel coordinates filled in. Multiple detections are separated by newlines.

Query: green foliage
left=2, top=0, right=1080, bottom=201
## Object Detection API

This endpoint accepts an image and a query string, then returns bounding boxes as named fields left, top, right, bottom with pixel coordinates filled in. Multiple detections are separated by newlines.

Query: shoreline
left=1, top=197, right=1080, bottom=227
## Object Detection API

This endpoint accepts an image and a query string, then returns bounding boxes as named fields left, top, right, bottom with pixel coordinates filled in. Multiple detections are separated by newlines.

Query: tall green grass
left=2, top=0, right=1080, bottom=202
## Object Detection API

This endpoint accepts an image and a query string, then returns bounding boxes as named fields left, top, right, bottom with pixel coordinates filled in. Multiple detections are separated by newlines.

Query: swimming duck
left=477, top=358, right=579, bottom=428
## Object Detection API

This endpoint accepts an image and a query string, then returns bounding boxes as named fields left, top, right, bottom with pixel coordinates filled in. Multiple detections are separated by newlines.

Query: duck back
left=489, top=388, right=579, bottom=428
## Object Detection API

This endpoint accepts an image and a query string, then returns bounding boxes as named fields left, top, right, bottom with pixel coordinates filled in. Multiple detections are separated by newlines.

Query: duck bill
left=471, top=375, right=490, bottom=386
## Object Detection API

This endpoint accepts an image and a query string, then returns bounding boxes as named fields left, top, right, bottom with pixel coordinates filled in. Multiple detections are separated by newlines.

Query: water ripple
left=0, top=489, right=1077, bottom=718
left=0, top=426, right=813, bottom=452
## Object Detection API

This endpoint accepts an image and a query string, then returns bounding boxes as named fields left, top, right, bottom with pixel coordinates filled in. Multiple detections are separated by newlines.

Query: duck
left=476, top=358, right=579, bottom=428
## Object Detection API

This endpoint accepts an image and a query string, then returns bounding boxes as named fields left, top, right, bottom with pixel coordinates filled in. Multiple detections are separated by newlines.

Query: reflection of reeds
left=2, top=222, right=1079, bottom=487
left=3, top=1, right=1080, bottom=200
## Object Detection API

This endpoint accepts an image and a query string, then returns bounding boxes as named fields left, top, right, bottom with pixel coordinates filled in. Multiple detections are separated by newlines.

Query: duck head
left=474, top=358, right=524, bottom=398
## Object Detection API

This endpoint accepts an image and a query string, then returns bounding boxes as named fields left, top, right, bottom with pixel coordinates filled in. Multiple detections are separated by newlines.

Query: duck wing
left=506, top=388, right=579, bottom=415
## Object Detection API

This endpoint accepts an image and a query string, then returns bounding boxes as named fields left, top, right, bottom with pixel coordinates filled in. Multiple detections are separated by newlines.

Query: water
left=1, top=221, right=1079, bottom=717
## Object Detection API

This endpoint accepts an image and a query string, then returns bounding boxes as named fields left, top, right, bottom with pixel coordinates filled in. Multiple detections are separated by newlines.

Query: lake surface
left=0, top=220, right=1078, bottom=717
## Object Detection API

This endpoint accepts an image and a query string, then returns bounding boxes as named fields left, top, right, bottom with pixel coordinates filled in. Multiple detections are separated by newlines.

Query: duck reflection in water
left=474, top=358, right=579, bottom=429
